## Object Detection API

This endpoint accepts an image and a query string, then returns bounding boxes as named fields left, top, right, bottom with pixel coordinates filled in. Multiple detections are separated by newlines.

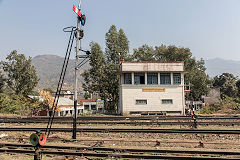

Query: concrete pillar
left=158, top=73, right=160, bottom=85
left=181, top=73, right=184, bottom=85
left=145, top=72, right=147, bottom=85
left=170, top=73, right=173, bottom=85
left=131, top=72, right=134, bottom=85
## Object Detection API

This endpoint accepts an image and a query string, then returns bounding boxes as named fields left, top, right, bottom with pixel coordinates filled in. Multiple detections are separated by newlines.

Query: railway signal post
left=72, top=0, right=89, bottom=139
left=72, top=2, right=81, bottom=139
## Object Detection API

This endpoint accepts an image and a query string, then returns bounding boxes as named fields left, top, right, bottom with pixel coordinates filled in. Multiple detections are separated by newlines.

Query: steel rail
left=0, top=120, right=240, bottom=126
left=1, top=115, right=240, bottom=121
left=2, top=127, right=240, bottom=134
left=1, top=143, right=240, bottom=156
left=0, top=145, right=239, bottom=160
left=4, top=137, right=240, bottom=146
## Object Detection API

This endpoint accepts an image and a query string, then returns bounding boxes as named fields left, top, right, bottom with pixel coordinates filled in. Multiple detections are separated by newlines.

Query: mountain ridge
left=32, top=55, right=240, bottom=90
left=205, top=58, right=240, bottom=78
left=32, top=54, right=89, bottom=90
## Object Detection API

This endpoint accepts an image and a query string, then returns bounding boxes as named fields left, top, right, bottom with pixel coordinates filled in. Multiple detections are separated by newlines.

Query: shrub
left=200, top=104, right=220, bottom=114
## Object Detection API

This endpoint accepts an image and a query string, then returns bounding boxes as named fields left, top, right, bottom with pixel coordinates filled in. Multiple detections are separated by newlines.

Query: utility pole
left=73, top=0, right=81, bottom=139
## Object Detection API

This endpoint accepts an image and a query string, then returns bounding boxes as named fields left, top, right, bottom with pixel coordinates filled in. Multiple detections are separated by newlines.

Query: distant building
left=52, top=89, right=73, bottom=99
left=56, top=97, right=83, bottom=116
left=28, top=95, right=44, bottom=102
left=80, top=99, right=104, bottom=114
left=203, top=88, right=221, bottom=106
left=185, top=100, right=203, bottom=114
left=119, top=61, right=186, bottom=115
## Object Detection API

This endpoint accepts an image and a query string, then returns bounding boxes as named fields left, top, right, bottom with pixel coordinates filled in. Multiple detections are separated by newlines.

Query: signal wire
left=45, top=27, right=76, bottom=137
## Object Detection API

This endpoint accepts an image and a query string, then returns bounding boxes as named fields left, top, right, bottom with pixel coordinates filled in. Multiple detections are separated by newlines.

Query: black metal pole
left=73, top=100, right=77, bottom=139
left=34, top=146, right=42, bottom=160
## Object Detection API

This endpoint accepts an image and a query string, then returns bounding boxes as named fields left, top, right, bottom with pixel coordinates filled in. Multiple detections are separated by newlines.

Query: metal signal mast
left=29, top=3, right=89, bottom=159
left=44, top=0, right=89, bottom=142
left=72, top=0, right=89, bottom=139
left=72, top=1, right=81, bottom=140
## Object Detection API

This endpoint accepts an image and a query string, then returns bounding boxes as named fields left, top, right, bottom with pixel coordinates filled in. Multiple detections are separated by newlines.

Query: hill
left=205, top=58, right=240, bottom=78
left=32, top=54, right=89, bottom=90
left=32, top=55, right=240, bottom=90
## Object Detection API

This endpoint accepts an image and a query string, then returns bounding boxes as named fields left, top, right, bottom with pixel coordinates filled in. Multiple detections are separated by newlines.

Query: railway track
left=1, top=127, right=240, bottom=134
left=1, top=115, right=240, bottom=121
left=0, top=119, right=240, bottom=126
left=1, top=115, right=240, bottom=126
left=0, top=143, right=239, bottom=159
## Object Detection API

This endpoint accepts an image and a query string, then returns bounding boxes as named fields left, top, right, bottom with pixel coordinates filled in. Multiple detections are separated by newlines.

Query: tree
left=236, top=79, right=240, bottom=97
left=82, top=42, right=108, bottom=104
left=132, top=45, right=209, bottom=100
left=2, top=50, right=39, bottom=96
left=104, top=25, right=129, bottom=112
left=105, top=25, right=129, bottom=63
left=0, top=70, right=4, bottom=93
left=82, top=42, right=105, bottom=93
left=0, top=92, right=45, bottom=115
left=118, top=28, right=129, bottom=60
left=132, top=45, right=155, bottom=61
left=105, top=25, right=119, bottom=64
left=213, top=73, right=238, bottom=98
left=83, top=25, right=130, bottom=113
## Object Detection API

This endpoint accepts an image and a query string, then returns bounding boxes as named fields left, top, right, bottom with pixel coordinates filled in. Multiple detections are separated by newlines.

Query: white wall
left=120, top=85, right=184, bottom=115
left=119, top=62, right=186, bottom=115
left=59, top=106, right=83, bottom=111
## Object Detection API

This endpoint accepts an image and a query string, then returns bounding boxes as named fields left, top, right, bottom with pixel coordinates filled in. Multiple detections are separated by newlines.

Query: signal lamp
left=81, top=14, right=86, bottom=26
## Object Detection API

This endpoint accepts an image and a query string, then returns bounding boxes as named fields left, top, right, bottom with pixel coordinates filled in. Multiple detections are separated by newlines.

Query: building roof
left=120, top=61, right=184, bottom=72
left=120, top=61, right=184, bottom=64
left=57, top=97, right=79, bottom=106
left=79, top=99, right=97, bottom=106
left=28, top=95, right=44, bottom=102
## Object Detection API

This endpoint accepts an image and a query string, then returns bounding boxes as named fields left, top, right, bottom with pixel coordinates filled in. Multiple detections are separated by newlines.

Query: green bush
left=0, top=93, right=18, bottom=113
left=221, top=96, right=240, bottom=110
left=0, top=93, right=45, bottom=115
left=200, top=104, right=220, bottom=114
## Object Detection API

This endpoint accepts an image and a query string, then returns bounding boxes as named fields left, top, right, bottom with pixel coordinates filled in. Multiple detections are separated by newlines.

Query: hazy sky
left=1, top=0, right=240, bottom=61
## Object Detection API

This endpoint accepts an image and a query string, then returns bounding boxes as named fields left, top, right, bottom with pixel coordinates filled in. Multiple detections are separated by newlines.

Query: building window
left=134, top=72, right=145, bottom=84
left=136, top=99, right=147, bottom=105
left=162, top=99, right=173, bottom=104
left=160, top=73, right=171, bottom=84
left=78, top=109, right=83, bottom=114
left=147, top=73, right=158, bottom=84
left=124, top=73, right=132, bottom=84
left=173, top=73, right=181, bottom=84
left=91, top=105, right=96, bottom=110
left=84, top=105, right=89, bottom=110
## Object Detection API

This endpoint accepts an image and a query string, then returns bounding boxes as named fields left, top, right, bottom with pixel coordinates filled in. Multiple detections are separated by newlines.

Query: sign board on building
left=142, top=88, right=165, bottom=92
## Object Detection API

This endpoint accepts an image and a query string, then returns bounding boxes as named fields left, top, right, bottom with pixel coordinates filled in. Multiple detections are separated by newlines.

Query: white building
left=56, top=97, right=83, bottom=116
left=81, top=99, right=104, bottom=114
left=119, top=61, right=186, bottom=116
